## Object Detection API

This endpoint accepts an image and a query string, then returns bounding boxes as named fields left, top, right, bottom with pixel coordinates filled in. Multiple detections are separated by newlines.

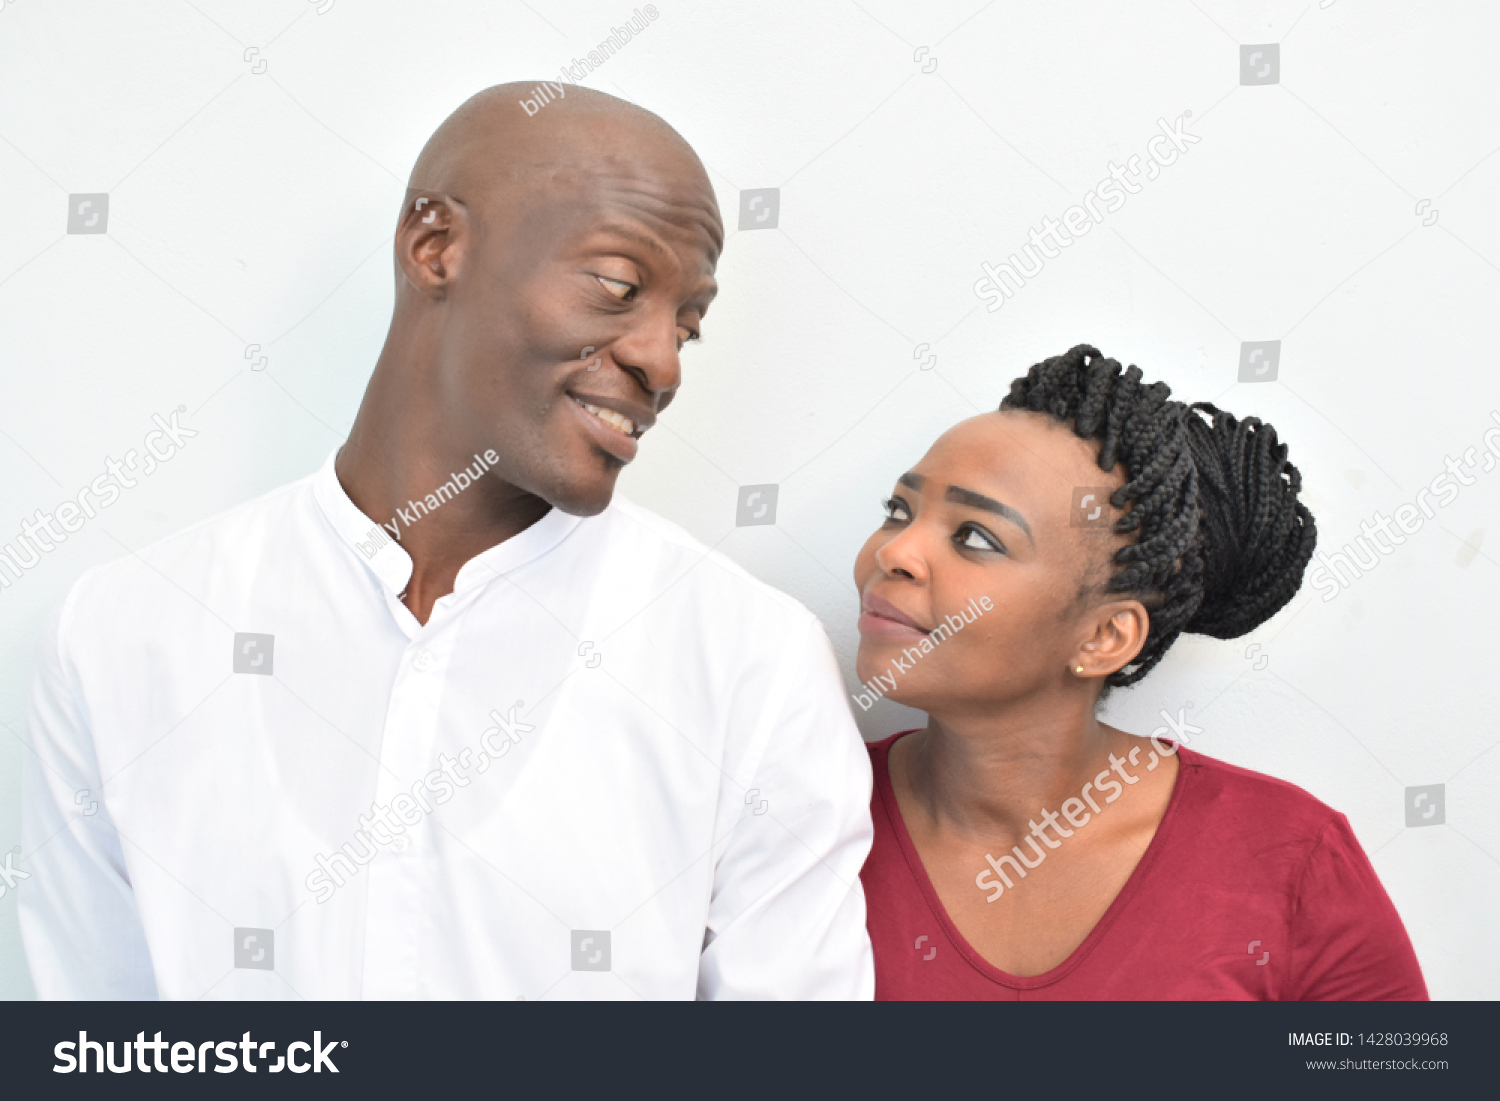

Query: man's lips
left=859, top=592, right=930, bottom=640
left=567, top=391, right=656, bottom=464
left=567, top=392, right=655, bottom=439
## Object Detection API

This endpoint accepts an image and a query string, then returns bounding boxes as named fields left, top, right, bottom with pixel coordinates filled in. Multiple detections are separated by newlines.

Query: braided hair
left=1001, top=344, right=1317, bottom=686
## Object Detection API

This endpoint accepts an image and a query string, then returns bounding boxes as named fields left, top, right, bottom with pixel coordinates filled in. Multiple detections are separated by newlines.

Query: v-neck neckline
left=872, top=730, right=1192, bottom=989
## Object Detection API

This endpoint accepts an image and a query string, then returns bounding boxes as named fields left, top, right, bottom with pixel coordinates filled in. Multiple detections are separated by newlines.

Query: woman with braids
left=855, top=345, right=1426, bottom=1000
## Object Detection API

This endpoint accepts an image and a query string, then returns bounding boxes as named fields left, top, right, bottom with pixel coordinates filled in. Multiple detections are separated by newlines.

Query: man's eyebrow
left=944, top=486, right=1034, bottom=544
left=590, top=222, right=672, bottom=262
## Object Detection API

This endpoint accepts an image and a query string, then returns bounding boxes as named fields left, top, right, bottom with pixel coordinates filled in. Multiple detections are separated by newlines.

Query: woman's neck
left=897, top=692, right=1132, bottom=843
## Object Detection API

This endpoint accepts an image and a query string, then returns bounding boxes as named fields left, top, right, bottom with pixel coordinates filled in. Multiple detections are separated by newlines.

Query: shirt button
left=412, top=649, right=434, bottom=672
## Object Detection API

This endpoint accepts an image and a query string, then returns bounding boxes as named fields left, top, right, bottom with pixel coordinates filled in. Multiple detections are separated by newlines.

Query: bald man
left=21, top=85, right=875, bottom=1000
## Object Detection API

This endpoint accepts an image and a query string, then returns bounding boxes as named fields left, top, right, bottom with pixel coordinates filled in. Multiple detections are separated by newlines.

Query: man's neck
left=337, top=365, right=551, bottom=625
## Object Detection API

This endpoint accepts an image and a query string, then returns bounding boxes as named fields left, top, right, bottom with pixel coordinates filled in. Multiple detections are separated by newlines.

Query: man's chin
left=538, top=470, right=623, bottom=518
left=519, top=431, right=630, bottom=517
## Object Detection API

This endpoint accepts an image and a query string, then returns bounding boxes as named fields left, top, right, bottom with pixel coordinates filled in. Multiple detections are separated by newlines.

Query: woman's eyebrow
left=897, top=472, right=924, bottom=491
left=944, top=485, right=1034, bottom=544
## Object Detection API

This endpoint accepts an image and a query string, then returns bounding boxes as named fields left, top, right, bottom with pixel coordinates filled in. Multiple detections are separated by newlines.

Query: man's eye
left=597, top=276, right=636, bottom=300
left=882, top=497, right=911, bottom=522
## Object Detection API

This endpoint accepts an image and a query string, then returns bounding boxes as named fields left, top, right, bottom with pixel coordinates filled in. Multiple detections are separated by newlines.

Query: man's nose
left=610, top=308, right=682, bottom=411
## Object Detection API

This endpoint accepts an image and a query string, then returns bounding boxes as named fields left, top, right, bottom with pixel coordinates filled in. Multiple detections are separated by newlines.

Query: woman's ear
left=1071, top=600, right=1149, bottom=679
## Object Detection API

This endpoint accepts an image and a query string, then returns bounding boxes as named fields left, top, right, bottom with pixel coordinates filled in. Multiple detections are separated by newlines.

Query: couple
left=21, top=86, right=1424, bottom=1000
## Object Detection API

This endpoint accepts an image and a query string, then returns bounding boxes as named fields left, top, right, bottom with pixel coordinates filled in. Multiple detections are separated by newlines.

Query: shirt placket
left=361, top=588, right=476, bottom=998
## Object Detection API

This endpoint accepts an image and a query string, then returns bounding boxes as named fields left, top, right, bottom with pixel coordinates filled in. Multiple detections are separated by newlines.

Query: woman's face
left=852, top=410, right=1136, bottom=715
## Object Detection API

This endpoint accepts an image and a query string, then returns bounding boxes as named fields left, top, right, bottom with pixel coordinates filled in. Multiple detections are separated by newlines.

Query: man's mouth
left=570, top=395, right=641, bottom=439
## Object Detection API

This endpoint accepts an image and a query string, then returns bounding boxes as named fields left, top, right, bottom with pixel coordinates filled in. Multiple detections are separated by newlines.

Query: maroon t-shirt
left=862, top=732, right=1428, bottom=1000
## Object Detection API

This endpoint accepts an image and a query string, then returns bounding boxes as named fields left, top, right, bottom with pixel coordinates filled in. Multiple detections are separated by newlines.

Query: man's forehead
left=516, top=171, right=723, bottom=265
left=545, top=159, right=720, bottom=227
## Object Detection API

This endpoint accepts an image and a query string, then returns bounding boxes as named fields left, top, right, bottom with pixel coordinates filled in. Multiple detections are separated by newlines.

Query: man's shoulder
left=63, top=472, right=317, bottom=623
left=598, top=495, right=819, bottom=628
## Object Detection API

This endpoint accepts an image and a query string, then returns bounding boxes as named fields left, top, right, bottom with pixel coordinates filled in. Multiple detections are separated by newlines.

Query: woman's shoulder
left=1172, top=744, right=1343, bottom=839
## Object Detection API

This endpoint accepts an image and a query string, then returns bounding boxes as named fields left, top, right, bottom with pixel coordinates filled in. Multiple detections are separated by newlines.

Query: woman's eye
left=882, top=497, right=911, bottom=523
left=597, top=276, right=636, bottom=300
left=956, top=525, right=1001, bottom=553
left=676, top=326, right=700, bottom=347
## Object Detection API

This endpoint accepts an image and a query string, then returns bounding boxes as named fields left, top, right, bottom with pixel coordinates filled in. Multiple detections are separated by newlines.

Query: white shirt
left=21, top=450, right=874, bottom=1000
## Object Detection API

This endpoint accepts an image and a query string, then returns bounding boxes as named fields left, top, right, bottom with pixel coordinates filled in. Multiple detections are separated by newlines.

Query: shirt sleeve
left=19, top=588, right=160, bottom=999
left=697, top=615, right=875, bottom=1000
left=1287, top=813, right=1427, bottom=1001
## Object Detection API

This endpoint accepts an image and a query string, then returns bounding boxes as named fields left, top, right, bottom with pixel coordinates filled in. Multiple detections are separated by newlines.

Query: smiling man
left=21, top=85, right=874, bottom=1000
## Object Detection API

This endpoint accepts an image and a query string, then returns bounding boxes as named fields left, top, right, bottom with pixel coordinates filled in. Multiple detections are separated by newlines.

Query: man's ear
left=1072, top=599, right=1150, bottom=680
left=396, top=192, right=469, bottom=299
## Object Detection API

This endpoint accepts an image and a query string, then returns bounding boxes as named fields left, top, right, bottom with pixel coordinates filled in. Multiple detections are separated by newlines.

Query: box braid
left=1001, top=344, right=1317, bottom=686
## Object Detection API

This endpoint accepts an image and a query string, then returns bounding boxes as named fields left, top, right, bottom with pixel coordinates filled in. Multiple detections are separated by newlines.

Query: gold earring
left=1074, top=665, right=1084, bottom=674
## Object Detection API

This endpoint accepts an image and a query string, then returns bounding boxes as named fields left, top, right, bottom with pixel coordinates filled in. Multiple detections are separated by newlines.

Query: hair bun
left=1182, top=402, right=1317, bottom=639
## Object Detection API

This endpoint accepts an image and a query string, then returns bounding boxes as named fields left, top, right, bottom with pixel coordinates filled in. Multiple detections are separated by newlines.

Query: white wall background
left=2, top=0, right=1496, bottom=1000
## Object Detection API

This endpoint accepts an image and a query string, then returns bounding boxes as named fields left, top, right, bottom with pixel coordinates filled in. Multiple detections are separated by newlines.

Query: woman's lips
left=859, top=593, right=930, bottom=641
left=857, top=613, right=929, bottom=641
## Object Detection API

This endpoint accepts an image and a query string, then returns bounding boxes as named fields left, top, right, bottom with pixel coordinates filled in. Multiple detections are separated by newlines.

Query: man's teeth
left=576, top=399, right=635, bottom=436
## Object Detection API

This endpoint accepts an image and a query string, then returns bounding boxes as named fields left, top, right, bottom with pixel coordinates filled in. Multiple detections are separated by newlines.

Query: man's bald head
left=369, top=81, right=724, bottom=517
left=407, top=83, right=716, bottom=232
